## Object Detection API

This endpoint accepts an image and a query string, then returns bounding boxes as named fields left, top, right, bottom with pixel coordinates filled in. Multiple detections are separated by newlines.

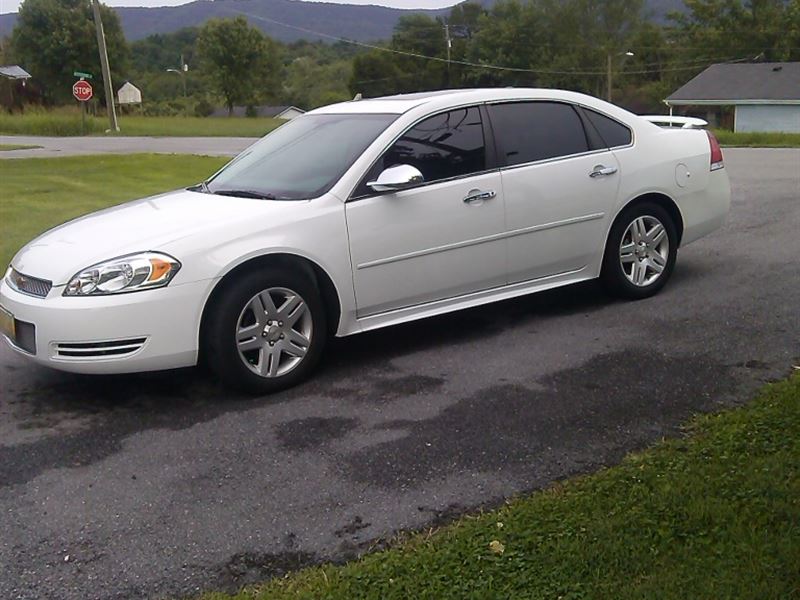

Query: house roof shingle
left=667, top=62, right=800, bottom=104
left=0, top=65, right=32, bottom=80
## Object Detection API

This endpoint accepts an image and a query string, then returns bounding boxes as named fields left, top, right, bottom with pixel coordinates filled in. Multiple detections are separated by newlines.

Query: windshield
left=205, top=113, right=398, bottom=200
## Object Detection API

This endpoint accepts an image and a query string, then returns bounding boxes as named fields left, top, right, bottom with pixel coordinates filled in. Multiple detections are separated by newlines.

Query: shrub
left=194, top=98, right=214, bottom=117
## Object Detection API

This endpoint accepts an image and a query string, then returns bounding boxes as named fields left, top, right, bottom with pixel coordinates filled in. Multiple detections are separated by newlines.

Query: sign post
left=73, top=78, right=93, bottom=135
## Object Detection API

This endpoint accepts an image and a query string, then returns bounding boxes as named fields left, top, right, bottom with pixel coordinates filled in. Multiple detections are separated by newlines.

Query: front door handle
left=589, top=165, right=618, bottom=178
left=463, top=189, right=497, bottom=204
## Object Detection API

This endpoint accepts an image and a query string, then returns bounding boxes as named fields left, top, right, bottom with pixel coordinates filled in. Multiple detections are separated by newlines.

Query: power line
left=353, top=57, right=740, bottom=84
left=224, top=8, right=753, bottom=77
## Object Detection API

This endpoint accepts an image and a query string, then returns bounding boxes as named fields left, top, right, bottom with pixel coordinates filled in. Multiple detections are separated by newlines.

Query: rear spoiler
left=639, top=115, right=708, bottom=129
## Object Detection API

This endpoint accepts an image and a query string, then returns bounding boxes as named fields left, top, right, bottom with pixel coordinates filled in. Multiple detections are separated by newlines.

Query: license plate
left=0, top=305, right=14, bottom=341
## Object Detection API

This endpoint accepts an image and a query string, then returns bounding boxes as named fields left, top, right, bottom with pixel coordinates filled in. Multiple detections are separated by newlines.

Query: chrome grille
left=7, top=268, right=52, bottom=298
left=55, top=338, right=148, bottom=359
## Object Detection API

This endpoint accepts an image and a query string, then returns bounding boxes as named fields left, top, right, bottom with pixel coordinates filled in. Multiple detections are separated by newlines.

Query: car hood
left=11, top=189, right=312, bottom=285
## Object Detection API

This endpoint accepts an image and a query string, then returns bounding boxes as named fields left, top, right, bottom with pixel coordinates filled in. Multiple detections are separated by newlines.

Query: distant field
left=0, top=154, right=227, bottom=268
left=0, top=111, right=282, bottom=137
left=712, top=129, right=800, bottom=148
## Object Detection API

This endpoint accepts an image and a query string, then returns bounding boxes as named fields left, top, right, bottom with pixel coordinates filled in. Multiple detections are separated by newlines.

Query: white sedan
left=1, top=89, right=730, bottom=392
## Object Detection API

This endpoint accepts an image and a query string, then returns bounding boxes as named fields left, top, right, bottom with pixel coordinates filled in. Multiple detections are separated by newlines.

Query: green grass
left=0, top=143, right=42, bottom=151
left=0, top=154, right=227, bottom=268
left=0, top=111, right=281, bottom=137
left=713, top=129, right=800, bottom=148
left=201, top=373, right=800, bottom=600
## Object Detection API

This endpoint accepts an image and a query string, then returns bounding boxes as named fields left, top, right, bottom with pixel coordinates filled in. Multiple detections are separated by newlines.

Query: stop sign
left=73, top=80, right=93, bottom=102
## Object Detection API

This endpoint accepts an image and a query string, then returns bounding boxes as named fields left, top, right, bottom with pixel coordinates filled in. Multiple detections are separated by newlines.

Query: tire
left=600, top=201, right=678, bottom=300
left=203, top=267, right=327, bottom=393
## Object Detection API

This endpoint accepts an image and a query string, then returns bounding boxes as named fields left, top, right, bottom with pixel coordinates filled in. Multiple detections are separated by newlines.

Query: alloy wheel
left=235, top=287, right=313, bottom=378
left=619, top=215, right=669, bottom=287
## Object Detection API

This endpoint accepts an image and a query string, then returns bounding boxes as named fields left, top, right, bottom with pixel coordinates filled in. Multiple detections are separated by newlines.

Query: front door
left=346, top=106, right=506, bottom=317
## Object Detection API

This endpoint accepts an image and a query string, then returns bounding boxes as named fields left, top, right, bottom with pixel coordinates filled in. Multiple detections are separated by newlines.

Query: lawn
left=0, top=112, right=282, bottom=137
left=202, top=372, right=800, bottom=600
left=0, top=154, right=227, bottom=268
left=712, top=129, right=800, bottom=148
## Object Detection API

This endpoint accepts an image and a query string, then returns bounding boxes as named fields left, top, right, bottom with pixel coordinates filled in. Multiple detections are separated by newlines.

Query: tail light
left=707, top=130, right=724, bottom=171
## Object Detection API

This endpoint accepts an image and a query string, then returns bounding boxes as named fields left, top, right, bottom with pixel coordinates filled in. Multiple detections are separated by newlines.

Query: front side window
left=381, top=106, right=486, bottom=184
left=488, top=102, right=590, bottom=166
left=206, top=113, right=397, bottom=200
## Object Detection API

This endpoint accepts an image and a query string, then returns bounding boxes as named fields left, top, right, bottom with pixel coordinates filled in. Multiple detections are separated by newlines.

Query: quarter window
left=488, top=102, right=590, bottom=165
left=380, top=106, right=486, bottom=184
left=583, top=108, right=632, bottom=148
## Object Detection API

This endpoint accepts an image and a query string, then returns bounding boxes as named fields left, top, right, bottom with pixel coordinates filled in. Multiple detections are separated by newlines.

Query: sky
left=0, top=0, right=458, bottom=15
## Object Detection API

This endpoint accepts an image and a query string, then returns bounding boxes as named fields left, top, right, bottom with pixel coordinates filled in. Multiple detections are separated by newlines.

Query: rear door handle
left=463, top=189, right=496, bottom=204
left=589, top=165, right=618, bottom=178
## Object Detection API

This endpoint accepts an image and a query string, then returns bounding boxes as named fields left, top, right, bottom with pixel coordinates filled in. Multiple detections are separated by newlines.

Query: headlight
left=64, top=252, right=181, bottom=296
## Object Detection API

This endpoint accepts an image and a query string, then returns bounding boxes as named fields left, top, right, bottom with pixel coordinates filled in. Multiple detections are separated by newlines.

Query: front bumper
left=0, top=277, right=214, bottom=374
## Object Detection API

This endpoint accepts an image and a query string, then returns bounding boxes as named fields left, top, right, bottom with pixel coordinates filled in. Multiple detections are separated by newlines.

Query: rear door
left=487, top=101, right=624, bottom=283
left=345, top=106, right=506, bottom=316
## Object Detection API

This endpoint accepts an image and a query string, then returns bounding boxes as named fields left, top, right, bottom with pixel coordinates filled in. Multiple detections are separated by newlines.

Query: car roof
left=306, top=88, right=618, bottom=116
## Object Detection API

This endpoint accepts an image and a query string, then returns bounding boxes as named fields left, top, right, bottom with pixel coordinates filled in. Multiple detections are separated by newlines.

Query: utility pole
left=606, top=51, right=634, bottom=103
left=181, top=54, right=187, bottom=98
left=167, top=56, right=189, bottom=103
left=444, top=23, right=452, bottom=88
left=91, top=0, right=119, bottom=132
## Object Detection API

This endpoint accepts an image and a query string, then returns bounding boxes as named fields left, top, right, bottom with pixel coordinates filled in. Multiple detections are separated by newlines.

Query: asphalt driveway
left=0, top=148, right=798, bottom=599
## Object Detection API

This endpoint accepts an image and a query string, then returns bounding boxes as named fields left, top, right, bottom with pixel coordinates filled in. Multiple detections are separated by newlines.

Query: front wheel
left=203, top=268, right=327, bottom=393
left=601, top=202, right=678, bottom=300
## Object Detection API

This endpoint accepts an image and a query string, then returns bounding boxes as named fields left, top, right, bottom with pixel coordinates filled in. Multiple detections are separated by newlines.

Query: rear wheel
left=204, top=268, right=327, bottom=393
left=601, top=202, right=678, bottom=299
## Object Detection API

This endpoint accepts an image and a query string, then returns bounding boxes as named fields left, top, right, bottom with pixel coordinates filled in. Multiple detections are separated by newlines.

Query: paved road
left=0, top=149, right=798, bottom=600
left=0, top=135, right=253, bottom=158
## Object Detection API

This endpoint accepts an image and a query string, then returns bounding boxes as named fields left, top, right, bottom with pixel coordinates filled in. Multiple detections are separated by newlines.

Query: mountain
left=0, top=0, right=443, bottom=42
left=0, top=0, right=686, bottom=43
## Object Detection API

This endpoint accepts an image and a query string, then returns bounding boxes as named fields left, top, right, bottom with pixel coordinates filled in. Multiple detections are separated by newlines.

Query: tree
left=129, top=27, right=201, bottom=104
left=11, top=0, right=128, bottom=104
left=130, top=27, right=198, bottom=74
left=283, top=56, right=352, bottom=109
left=467, top=0, right=546, bottom=87
left=391, top=15, right=449, bottom=90
left=671, top=0, right=800, bottom=61
left=349, top=14, right=450, bottom=97
left=349, top=49, right=406, bottom=97
left=197, top=17, right=280, bottom=115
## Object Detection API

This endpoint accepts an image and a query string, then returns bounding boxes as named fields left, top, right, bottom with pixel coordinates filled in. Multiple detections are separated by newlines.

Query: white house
left=666, top=62, right=800, bottom=133
left=117, top=81, right=142, bottom=105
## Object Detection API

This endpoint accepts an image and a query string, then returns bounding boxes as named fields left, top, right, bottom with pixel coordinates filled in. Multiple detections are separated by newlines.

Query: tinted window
left=583, top=108, right=632, bottom=148
left=381, top=106, right=486, bottom=183
left=488, top=102, right=589, bottom=165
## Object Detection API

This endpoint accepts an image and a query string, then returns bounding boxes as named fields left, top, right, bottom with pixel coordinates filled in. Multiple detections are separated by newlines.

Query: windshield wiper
left=211, top=189, right=280, bottom=200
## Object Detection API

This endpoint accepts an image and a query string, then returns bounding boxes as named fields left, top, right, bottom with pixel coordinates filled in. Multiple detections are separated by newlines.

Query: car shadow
left=323, top=279, right=613, bottom=370
left=6, top=279, right=617, bottom=425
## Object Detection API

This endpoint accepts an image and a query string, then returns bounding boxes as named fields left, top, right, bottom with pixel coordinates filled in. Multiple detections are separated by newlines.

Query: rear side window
left=379, top=106, right=486, bottom=184
left=583, top=108, right=632, bottom=148
left=488, top=102, right=589, bottom=166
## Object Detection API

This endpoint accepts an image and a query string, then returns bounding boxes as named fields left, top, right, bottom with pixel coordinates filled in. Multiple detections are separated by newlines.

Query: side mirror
left=367, top=164, right=424, bottom=193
